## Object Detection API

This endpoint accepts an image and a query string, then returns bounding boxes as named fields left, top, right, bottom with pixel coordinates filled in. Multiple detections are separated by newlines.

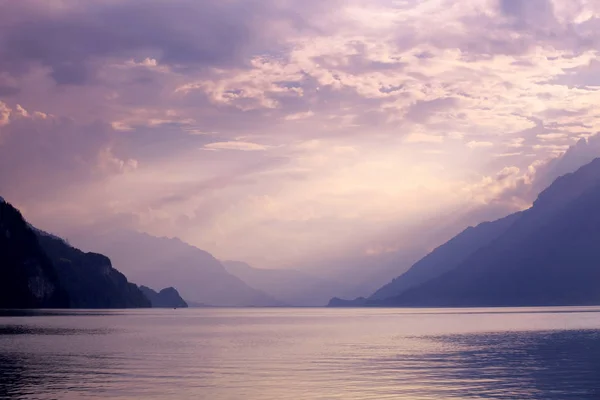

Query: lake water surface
left=1, top=307, right=600, bottom=399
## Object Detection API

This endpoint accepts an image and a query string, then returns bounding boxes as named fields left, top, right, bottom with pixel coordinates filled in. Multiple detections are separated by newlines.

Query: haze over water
left=1, top=308, right=599, bottom=399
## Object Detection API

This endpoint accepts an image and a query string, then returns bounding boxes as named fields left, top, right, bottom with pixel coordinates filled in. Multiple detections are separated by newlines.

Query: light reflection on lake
left=0, top=307, right=599, bottom=399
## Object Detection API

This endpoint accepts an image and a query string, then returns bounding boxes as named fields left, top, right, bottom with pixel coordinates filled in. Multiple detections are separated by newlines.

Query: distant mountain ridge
left=358, top=157, right=600, bottom=307
left=76, top=231, right=284, bottom=307
left=223, top=260, right=349, bottom=306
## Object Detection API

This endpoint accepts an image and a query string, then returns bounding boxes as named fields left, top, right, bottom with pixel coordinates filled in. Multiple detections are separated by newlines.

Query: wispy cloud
left=467, top=141, right=495, bottom=149
left=404, top=133, right=445, bottom=144
left=203, top=141, right=271, bottom=151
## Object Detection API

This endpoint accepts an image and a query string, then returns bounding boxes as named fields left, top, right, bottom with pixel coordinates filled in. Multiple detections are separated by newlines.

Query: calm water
left=1, top=307, right=600, bottom=399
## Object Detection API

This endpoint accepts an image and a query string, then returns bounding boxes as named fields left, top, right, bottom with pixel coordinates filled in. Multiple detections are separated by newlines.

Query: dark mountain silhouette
left=327, top=297, right=367, bottom=307
left=381, top=158, right=600, bottom=307
left=0, top=198, right=149, bottom=309
left=329, top=213, right=520, bottom=307
left=140, top=286, right=188, bottom=308
left=0, top=200, right=69, bottom=308
left=223, top=260, right=348, bottom=306
left=74, top=231, right=284, bottom=307
left=36, top=233, right=150, bottom=308
left=369, top=212, right=521, bottom=301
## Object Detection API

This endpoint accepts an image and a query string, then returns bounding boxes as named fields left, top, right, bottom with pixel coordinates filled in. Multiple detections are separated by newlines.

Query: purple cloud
left=2, top=0, right=600, bottom=268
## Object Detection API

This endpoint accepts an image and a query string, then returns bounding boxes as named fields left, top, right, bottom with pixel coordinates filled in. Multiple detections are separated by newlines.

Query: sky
left=1, top=0, right=600, bottom=268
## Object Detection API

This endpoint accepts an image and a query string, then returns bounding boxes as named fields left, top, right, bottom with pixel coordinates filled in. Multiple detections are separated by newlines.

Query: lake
left=1, top=307, right=599, bottom=399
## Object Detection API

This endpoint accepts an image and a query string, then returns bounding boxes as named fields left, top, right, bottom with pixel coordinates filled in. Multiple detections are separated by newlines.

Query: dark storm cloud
left=441, top=0, right=597, bottom=60
left=499, top=0, right=557, bottom=28
left=0, top=85, right=19, bottom=97
left=0, top=0, right=334, bottom=85
left=0, top=1, right=255, bottom=83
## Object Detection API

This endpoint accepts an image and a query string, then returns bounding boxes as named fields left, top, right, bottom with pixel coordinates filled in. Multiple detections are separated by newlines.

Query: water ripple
left=0, top=308, right=599, bottom=399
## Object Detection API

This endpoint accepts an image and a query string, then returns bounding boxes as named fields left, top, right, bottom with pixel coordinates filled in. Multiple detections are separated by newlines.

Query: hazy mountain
left=304, top=248, right=426, bottom=302
left=223, top=261, right=348, bottom=306
left=140, top=286, right=188, bottom=308
left=75, top=231, right=283, bottom=307
left=369, top=212, right=521, bottom=301
left=383, top=158, right=600, bottom=307
left=0, top=199, right=69, bottom=308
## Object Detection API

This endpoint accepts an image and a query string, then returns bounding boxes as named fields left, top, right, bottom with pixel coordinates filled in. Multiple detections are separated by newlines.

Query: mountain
left=73, top=231, right=283, bottom=307
left=140, top=286, right=188, bottom=308
left=382, top=157, right=600, bottom=307
left=0, top=199, right=148, bottom=309
left=369, top=212, right=521, bottom=301
left=328, top=297, right=367, bottom=307
left=304, top=248, right=426, bottom=302
left=223, top=261, right=348, bottom=306
left=36, top=232, right=150, bottom=308
left=0, top=199, right=69, bottom=308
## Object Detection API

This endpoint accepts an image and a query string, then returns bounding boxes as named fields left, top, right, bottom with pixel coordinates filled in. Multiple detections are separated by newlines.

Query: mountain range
left=369, top=212, right=522, bottom=301
left=5, top=157, right=600, bottom=309
left=331, top=157, right=600, bottom=307
left=74, top=231, right=284, bottom=307
left=0, top=199, right=149, bottom=308
left=223, top=261, right=348, bottom=306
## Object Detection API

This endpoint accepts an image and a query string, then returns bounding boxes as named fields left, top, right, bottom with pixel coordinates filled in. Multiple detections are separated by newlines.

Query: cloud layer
left=1, top=0, right=600, bottom=266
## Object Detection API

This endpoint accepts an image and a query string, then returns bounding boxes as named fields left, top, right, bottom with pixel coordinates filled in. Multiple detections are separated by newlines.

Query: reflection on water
left=375, top=330, right=600, bottom=399
left=0, top=308, right=599, bottom=399
left=0, top=326, right=113, bottom=335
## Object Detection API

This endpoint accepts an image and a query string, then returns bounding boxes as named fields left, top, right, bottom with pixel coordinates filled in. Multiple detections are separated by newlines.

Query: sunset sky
left=1, top=0, right=600, bottom=267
